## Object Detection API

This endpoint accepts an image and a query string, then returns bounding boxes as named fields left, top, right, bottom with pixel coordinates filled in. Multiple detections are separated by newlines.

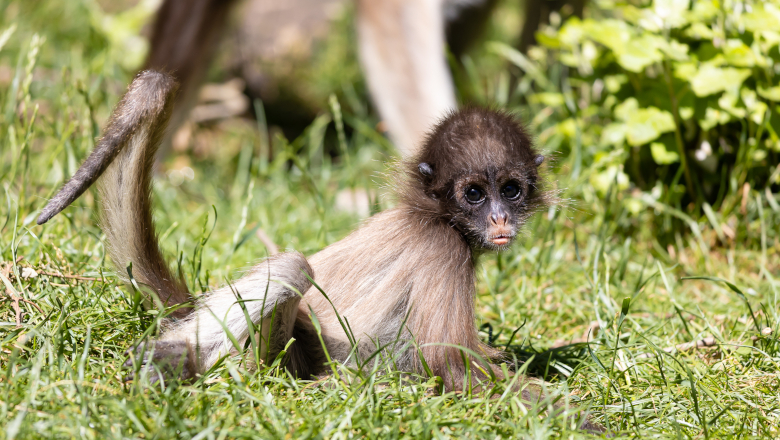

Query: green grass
left=1, top=1, right=779, bottom=438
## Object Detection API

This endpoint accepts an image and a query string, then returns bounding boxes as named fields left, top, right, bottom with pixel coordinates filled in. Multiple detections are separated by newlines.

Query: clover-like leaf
left=601, top=123, right=627, bottom=146
left=741, top=3, right=780, bottom=33
left=557, top=17, right=585, bottom=48
left=613, top=101, right=676, bottom=146
left=590, top=165, right=630, bottom=195
left=650, top=142, right=680, bottom=164
left=614, top=97, right=640, bottom=121
left=758, top=86, right=780, bottom=102
left=685, top=0, right=719, bottom=22
left=684, top=22, right=715, bottom=40
left=617, top=35, right=665, bottom=72
left=690, top=65, right=751, bottom=96
left=673, top=62, right=698, bottom=81
left=653, top=0, right=690, bottom=28
left=582, top=19, right=632, bottom=54
left=718, top=91, right=747, bottom=118
left=659, top=39, right=689, bottom=60
left=535, top=30, right=561, bottom=49
left=529, top=93, right=565, bottom=107
left=604, top=74, right=628, bottom=93
left=740, top=88, right=769, bottom=124
left=626, top=110, right=675, bottom=145
left=723, top=39, right=758, bottom=67
left=699, top=107, right=733, bottom=131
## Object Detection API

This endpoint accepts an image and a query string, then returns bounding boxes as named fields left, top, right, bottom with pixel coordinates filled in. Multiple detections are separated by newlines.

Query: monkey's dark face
left=405, top=107, right=548, bottom=252
left=448, top=167, right=535, bottom=251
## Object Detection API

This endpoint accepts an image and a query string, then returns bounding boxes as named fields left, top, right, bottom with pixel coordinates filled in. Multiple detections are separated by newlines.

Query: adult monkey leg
left=355, top=0, right=457, bottom=156
left=142, top=0, right=240, bottom=150
left=445, top=0, right=499, bottom=59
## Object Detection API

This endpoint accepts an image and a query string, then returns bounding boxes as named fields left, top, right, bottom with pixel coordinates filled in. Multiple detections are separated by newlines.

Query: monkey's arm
left=157, top=253, right=313, bottom=372
left=125, top=252, right=315, bottom=382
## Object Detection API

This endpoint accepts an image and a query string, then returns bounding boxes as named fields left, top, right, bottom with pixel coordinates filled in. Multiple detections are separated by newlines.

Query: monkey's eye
left=464, top=186, right=485, bottom=203
left=501, top=183, right=521, bottom=200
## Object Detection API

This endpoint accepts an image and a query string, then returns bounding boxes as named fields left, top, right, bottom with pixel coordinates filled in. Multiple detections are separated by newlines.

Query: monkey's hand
left=123, top=340, right=197, bottom=384
left=507, top=372, right=609, bottom=435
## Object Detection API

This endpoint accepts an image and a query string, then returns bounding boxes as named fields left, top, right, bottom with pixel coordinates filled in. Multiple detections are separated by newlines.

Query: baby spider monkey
left=38, top=71, right=604, bottom=434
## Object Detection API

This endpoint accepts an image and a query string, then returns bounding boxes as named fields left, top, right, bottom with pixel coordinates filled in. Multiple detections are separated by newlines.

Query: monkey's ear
left=418, top=162, right=434, bottom=178
left=534, top=155, right=545, bottom=166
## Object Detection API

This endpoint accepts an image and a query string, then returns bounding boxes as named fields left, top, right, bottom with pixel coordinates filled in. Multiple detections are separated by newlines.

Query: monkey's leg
left=444, top=0, right=498, bottom=58
left=126, top=252, right=313, bottom=382
left=495, top=368, right=607, bottom=435
left=429, top=355, right=605, bottom=434
left=355, top=0, right=456, bottom=156
left=143, top=0, right=240, bottom=151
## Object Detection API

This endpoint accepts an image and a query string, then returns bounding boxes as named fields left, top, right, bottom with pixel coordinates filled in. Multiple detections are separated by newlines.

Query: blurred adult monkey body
left=38, top=71, right=604, bottom=433
left=144, top=0, right=493, bottom=156
left=354, top=0, right=457, bottom=155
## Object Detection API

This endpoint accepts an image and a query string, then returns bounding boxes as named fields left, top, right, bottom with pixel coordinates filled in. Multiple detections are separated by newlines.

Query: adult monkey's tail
left=38, top=71, right=190, bottom=315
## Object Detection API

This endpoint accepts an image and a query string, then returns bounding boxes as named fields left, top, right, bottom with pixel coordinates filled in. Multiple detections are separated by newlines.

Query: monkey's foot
left=123, top=340, right=196, bottom=384
left=579, top=418, right=609, bottom=436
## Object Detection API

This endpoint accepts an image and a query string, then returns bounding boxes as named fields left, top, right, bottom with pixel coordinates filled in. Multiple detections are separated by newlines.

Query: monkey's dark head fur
left=400, top=107, right=549, bottom=252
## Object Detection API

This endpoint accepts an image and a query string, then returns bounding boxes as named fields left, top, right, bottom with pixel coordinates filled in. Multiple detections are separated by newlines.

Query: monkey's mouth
left=489, top=234, right=513, bottom=246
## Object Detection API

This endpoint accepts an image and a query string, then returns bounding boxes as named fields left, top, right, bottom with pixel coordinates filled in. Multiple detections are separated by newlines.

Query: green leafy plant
left=494, top=0, right=779, bottom=241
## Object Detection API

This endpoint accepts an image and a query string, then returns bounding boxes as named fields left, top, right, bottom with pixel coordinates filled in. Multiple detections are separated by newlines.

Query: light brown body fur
left=305, top=208, right=490, bottom=384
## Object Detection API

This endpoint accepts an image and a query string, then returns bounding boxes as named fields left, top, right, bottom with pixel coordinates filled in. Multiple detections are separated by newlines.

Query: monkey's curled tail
left=38, top=71, right=190, bottom=313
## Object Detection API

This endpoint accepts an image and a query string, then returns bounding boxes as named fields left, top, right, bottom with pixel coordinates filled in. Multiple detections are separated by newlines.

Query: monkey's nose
left=489, top=211, right=508, bottom=226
